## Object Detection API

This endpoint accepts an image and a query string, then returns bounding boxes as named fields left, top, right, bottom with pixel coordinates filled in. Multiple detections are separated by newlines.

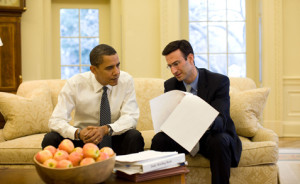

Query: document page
left=150, top=90, right=219, bottom=154
left=150, top=90, right=185, bottom=133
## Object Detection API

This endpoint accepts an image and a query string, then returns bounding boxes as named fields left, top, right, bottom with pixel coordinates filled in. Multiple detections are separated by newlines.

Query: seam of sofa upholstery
left=242, top=144, right=278, bottom=151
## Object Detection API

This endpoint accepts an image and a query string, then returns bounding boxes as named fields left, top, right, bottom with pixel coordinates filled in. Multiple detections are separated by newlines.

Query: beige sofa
left=0, top=77, right=279, bottom=183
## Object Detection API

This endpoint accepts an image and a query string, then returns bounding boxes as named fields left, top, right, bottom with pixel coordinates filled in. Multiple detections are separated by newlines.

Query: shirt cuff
left=67, top=126, right=78, bottom=140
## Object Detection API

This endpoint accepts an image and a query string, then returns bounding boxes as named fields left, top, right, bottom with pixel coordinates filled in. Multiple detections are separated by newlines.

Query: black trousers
left=151, top=132, right=231, bottom=184
left=42, top=129, right=145, bottom=155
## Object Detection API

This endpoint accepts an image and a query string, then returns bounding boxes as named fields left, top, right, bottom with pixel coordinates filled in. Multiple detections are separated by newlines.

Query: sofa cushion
left=0, top=86, right=53, bottom=140
left=0, top=131, right=44, bottom=164
left=230, top=88, right=270, bottom=137
left=134, top=78, right=164, bottom=131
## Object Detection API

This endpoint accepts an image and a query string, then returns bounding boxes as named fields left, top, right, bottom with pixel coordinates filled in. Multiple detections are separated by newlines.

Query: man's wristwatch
left=75, top=129, right=81, bottom=140
left=107, top=125, right=113, bottom=136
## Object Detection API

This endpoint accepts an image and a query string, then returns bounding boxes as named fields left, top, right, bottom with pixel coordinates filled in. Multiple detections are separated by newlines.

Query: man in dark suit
left=151, top=40, right=242, bottom=184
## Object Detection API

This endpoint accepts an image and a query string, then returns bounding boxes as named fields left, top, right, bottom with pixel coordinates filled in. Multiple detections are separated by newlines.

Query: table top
left=0, top=167, right=185, bottom=184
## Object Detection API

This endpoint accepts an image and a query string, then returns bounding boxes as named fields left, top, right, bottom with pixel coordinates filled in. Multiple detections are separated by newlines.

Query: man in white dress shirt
left=42, top=44, right=144, bottom=155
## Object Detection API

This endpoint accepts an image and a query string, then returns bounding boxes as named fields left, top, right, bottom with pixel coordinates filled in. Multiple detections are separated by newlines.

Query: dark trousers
left=151, top=132, right=231, bottom=184
left=42, top=129, right=145, bottom=155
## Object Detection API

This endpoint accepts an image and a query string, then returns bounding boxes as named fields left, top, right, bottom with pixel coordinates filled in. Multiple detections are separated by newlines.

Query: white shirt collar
left=91, top=74, right=112, bottom=93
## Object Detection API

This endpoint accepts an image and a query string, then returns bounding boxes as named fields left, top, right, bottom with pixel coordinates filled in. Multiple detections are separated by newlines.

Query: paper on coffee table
left=150, top=90, right=219, bottom=155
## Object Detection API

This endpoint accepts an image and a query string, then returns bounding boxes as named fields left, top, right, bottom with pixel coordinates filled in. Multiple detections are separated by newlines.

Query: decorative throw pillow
left=0, top=86, right=53, bottom=140
left=230, top=88, right=270, bottom=137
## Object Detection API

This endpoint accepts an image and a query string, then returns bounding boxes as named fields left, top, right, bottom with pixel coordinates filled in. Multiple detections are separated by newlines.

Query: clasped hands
left=79, top=126, right=108, bottom=145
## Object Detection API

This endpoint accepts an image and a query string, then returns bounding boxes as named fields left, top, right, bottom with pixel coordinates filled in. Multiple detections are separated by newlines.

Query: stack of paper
left=115, top=150, right=187, bottom=175
left=115, top=150, right=188, bottom=182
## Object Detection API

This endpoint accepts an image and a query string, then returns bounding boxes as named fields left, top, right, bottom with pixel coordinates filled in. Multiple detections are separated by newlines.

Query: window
left=189, top=0, right=246, bottom=77
left=60, top=9, right=99, bottom=79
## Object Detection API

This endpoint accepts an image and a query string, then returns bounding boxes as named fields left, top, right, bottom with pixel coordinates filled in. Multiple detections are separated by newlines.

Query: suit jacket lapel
left=177, top=81, right=186, bottom=91
left=197, top=68, right=208, bottom=100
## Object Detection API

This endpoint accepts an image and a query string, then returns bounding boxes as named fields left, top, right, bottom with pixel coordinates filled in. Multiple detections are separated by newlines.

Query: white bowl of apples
left=34, top=139, right=115, bottom=184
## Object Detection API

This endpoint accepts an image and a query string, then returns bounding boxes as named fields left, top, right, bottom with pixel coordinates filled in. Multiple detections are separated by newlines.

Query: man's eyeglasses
left=167, top=60, right=181, bottom=69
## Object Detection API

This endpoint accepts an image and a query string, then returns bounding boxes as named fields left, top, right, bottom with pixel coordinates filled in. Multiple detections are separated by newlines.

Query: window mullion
left=79, top=9, right=82, bottom=73
left=226, top=0, right=229, bottom=75
left=206, top=0, right=209, bottom=70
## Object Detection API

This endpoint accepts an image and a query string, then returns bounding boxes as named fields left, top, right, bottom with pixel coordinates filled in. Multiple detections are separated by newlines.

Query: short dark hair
left=90, top=44, right=117, bottom=66
left=162, top=40, right=194, bottom=60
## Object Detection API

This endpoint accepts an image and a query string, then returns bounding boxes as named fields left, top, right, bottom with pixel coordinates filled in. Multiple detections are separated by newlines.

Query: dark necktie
left=99, top=86, right=112, bottom=148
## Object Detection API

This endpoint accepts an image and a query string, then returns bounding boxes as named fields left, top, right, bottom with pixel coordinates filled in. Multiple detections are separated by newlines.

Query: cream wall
left=21, top=0, right=171, bottom=80
left=261, top=0, right=300, bottom=136
left=21, top=0, right=46, bottom=80
left=121, top=0, right=161, bottom=77
left=282, top=0, right=300, bottom=136
left=20, top=0, right=300, bottom=136
left=283, top=0, right=300, bottom=76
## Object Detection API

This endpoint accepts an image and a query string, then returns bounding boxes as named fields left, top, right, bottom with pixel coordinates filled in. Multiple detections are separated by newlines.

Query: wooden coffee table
left=0, top=167, right=186, bottom=184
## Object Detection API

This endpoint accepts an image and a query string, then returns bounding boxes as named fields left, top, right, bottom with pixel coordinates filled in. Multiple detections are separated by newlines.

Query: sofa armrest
left=251, top=124, right=279, bottom=144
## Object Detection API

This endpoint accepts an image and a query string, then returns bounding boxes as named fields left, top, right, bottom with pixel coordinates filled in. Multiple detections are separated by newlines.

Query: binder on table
left=115, top=150, right=186, bottom=175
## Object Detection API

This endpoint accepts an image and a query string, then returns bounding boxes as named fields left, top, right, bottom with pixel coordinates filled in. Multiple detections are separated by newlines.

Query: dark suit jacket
left=164, top=68, right=242, bottom=167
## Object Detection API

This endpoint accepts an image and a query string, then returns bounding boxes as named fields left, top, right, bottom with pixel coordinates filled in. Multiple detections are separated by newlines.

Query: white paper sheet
left=115, top=150, right=178, bottom=163
left=150, top=90, right=219, bottom=155
left=150, top=90, right=186, bottom=133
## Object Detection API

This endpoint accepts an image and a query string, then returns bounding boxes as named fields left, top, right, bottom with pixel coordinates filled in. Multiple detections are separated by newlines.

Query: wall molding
left=261, top=0, right=284, bottom=136
left=283, top=77, right=300, bottom=130
left=159, top=0, right=180, bottom=80
left=282, top=121, right=300, bottom=137
left=283, top=77, right=300, bottom=85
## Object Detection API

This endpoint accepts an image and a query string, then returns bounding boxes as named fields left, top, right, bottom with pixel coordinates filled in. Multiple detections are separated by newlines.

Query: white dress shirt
left=49, top=71, right=139, bottom=140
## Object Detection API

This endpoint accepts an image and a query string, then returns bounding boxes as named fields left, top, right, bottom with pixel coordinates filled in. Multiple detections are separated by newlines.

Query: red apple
left=73, top=147, right=83, bottom=155
left=43, top=158, right=57, bottom=168
left=99, top=147, right=114, bottom=157
left=83, top=143, right=99, bottom=159
left=69, top=151, right=83, bottom=166
left=56, top=159, right=73, bottom=168
left=35, top=150, right=53, bottom=164
left=96, top=152, right=109, bottom=162
left=80, top=157, right=95, bottom=166
left=58, top=139, right=74, bottom=154
left=53, top=150, right=69, bottom=161
left=44, top=145, right=57, bottom=156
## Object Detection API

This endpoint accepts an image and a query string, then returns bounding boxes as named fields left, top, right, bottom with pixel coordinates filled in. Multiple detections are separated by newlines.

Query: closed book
left=116, top=165, right=189, bottom=182
left=115, top=153, right=186, bottom=174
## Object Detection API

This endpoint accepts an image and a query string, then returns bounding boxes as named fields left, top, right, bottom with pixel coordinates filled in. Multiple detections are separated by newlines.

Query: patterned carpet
left=279, top=148, right=300, bottom=161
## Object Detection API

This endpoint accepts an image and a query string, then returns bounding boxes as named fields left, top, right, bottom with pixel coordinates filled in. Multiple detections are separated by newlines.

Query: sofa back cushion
left=17, top=79, right=66, bottom=108
left=134, top=78, right=165, bottom=131
left=229, top=77, right=257, bottom=91
left=14, top=77, right=268, bottom=138
left=17, top=78, right=165, bottom=132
